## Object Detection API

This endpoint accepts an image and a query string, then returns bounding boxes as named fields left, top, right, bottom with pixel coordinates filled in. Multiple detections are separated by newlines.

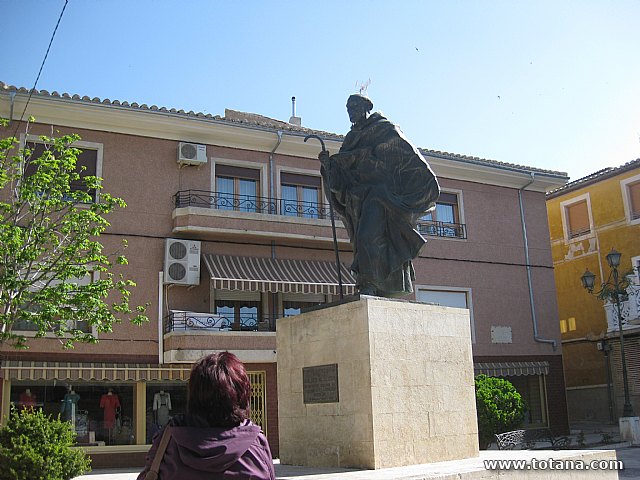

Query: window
left=559, top=317, right=577, bottom=334
left=215, top=165, right=261, bottom=212
left=23, top=140, right=101, bottom=202
left=281, top=293, right=326, bottom=316
left=214, top=299, right=261, bottom=330
left=280, top=173, right=323, bottom=218
left=415, top=286, right=475, bottom=342
left=13, top=273, right=95, bottom=334
left=560, top=194, right=593, bottom=241
left=621, top=174, right=640, bottom=224
left=630, top=182, right=640, bottom=219
left=417, top=191, right=466, bottom=239
left=213, top=290, right=262, bottom=331
left=566, top=201, right=590, bottom=238
left=11, top=381, right=135, bottom=446
left=146, top=384, right=186, bottom=441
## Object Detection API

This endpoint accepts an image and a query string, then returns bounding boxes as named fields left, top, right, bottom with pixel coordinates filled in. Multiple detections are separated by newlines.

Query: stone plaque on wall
left=303, top=364, right=339, bottom=404
left=491, top=325, right=513, bottom=343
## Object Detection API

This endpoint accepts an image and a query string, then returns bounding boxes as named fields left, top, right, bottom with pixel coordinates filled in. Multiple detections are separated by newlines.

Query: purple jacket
left=137, top=415, right=275, bottom=480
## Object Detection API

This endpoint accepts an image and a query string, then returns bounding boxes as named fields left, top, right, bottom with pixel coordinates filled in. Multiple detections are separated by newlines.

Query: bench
left=495, top=428, right=570, bottom=450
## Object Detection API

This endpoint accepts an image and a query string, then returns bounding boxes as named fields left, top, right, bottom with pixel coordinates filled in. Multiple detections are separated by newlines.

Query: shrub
left=0, top=407, right=91, bottom=480
left=475, top=374, right=526, bottom=449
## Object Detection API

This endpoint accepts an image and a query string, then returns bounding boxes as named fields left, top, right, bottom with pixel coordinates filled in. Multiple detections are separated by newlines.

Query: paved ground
left=75, top=421, right=640, bottom=479
left=615, top=446, right=640, bottom=479
left=75, top=446, right=639, bottom=479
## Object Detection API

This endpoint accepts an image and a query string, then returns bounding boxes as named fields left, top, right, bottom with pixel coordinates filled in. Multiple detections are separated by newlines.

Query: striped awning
left=203, top=254, right=356, bottom=296
left=1, top=361, right=192, bottom=382
left=474, top=361, right=549, bottom=377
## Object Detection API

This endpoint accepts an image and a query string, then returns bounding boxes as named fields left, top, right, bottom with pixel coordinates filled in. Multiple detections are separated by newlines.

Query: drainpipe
left=269, top=132, right=283, bottom=328
left=518, top=172, right=557, bottom=350
left=158, top=272, right=164, bottom=364
left=269, top=131, right=283, bottom=254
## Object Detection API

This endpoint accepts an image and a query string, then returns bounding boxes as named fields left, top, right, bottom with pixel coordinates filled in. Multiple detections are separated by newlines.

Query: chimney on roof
left=289, top=96, right=301, bottom=126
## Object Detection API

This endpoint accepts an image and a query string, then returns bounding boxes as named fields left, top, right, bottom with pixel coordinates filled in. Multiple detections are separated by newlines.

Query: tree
left=0, top=118, right=147, bottom=349
left=475, top=374, right=525, bottom=449
left=0, top=407, right=91, bottom=480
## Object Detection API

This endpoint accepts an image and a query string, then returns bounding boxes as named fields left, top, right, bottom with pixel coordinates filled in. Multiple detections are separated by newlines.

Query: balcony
left=172, top=190, right=349, bottom=247
left=604, top=281, right=640, bottom=332
left=417, top=220, right=467, bottom=239
left=174, top=190, right=335, bottom=219
left=163, top=310, right=284, bottom=363
left=164, top=310, right=279, bottom=333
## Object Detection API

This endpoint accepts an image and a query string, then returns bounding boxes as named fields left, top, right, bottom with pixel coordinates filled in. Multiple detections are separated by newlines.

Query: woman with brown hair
left=138, top=352, right=275, bottom=479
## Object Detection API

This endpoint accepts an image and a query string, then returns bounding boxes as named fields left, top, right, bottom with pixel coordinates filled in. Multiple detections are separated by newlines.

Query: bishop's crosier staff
left=304, top=134, right=343, bottom=299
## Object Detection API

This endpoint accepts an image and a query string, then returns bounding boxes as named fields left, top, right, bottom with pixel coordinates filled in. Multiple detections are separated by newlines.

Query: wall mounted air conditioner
left=177, top=142, right=207, bottom=166
left=164, top=239, right=201, bottom=285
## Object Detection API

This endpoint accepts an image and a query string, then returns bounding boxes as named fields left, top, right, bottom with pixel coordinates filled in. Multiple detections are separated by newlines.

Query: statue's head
left=346, top=94, right=373, bottom=124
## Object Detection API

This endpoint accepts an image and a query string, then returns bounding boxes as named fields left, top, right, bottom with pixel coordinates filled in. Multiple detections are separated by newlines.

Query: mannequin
left=18, top=388, right=36, bottom=409
left=152, top=390, right=172, bottom=427
left=61, top=386, right=80, bottom=424
left=99, top=388, right=120, bottom=444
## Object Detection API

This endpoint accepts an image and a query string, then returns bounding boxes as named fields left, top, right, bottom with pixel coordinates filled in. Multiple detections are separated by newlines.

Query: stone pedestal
left=619, top=416, right=640, bottom=445
left=276, top=296, right=479, bottom=470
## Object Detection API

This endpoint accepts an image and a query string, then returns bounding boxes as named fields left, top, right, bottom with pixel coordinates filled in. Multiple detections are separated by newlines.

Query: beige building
left=0, top=82, right=569, bottom=467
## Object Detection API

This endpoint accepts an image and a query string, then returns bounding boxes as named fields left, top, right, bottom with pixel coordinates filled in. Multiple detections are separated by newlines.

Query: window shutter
left=281, top=173, right=321, bottom=187
left=215, top=164, right=260, bottom=180
left=629, top=182, right=640, bottom=219
left=566, top=201, right=590, bottom=238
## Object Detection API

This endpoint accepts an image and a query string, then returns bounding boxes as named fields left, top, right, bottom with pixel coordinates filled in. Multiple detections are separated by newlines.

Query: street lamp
left=580, top=248, right=635, bottom=417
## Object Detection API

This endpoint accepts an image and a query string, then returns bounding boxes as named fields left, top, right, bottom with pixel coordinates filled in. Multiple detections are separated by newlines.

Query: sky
left=1, top=0, right=639, bottom=181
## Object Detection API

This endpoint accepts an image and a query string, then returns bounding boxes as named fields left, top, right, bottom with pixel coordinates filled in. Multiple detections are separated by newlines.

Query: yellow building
left=546, top=159, right=640, bottom=423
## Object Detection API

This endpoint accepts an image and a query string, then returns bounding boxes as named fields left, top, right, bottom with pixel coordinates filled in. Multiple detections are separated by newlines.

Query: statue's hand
left=318, top=150, right=330, bottom=165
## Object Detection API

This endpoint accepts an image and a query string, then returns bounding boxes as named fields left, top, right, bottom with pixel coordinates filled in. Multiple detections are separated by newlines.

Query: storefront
left=1, top=361, right=267, bottom=448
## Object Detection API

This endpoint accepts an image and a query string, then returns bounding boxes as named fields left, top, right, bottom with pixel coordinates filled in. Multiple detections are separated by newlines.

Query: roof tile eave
left=546, top=158, right=640, bottom=198
left=1, top=81, right=570, bottom=176
left=421, top=148, right=569, bottom=178
left=0, top=81, right=344, bottom=141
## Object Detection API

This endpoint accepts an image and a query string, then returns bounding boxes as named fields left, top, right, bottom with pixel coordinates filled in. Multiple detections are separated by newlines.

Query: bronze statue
left=319, top=94, right=440, bottom=297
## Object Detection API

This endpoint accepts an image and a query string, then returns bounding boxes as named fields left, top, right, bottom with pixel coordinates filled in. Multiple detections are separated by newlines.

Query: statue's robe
left=322, top=112, right=440, bottom=297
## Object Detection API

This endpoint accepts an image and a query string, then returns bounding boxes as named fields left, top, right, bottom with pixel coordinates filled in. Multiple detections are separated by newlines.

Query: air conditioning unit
left=177, top=142, right=207, bottom=166
left=164, top=239, right=201, bottom=285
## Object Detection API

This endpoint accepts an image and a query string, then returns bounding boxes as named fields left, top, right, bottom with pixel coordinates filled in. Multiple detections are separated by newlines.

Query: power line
left=10, top=0, right=69, bottom=139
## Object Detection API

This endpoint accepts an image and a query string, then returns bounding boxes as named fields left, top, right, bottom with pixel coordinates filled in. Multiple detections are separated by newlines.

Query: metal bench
left=495, top=428, right=570, bottom=450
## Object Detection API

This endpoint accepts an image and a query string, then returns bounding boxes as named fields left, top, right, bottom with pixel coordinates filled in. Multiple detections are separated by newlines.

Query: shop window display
left=146, top=383, right=187, bottom=443
left=10, top=381, right=134, bottom=446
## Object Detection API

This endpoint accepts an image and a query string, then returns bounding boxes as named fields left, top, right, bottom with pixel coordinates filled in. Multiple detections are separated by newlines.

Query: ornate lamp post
left=580, top=248, right=635, bottom=417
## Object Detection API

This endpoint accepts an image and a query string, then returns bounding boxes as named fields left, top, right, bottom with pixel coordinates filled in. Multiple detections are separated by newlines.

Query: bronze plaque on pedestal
left=303, top=364, right=339, bottom=404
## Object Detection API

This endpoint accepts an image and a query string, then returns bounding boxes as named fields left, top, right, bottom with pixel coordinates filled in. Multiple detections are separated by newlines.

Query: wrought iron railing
left=174, top=190, right=335, bottom=219
left=417, top=220, right=467, bottom=239
left=165, top=310, right=281, bottom=333
left=279, top=198, right=332, bottom=219
left=568, top=226, right=591, bottom=239
left=174, top=190, right=276, bottom=214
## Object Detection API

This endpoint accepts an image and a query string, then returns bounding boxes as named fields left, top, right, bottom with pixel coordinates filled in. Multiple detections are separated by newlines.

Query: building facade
left=546, top=160, right=640, bottom=423
left=0, top=82, right=569, bottom=466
